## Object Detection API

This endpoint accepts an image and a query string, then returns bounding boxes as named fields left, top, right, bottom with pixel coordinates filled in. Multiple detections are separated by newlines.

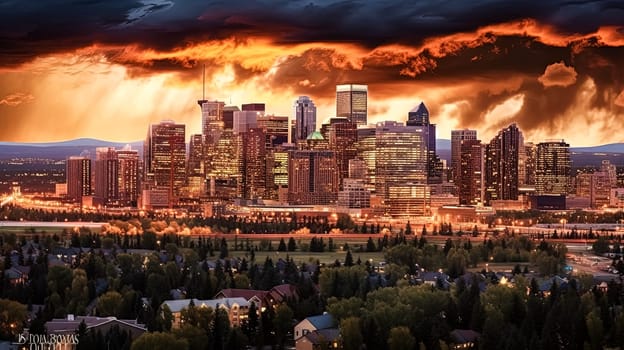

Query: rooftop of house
left=161, top=297, right=250, bottom=313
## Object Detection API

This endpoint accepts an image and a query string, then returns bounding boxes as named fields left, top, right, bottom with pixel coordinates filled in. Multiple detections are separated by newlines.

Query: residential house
left=294, top=313, right=336, bottom=341
left=161, top=297, right=250, bottom=328
left=296, top=328, right=341, bottom=350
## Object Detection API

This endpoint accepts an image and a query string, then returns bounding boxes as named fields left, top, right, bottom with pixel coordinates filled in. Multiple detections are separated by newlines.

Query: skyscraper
left=535, top=140, right=570, bottom=195
left=407, top=102, right=442, bottom=184
left=484, top=124, right=524, bottom=204
left=144, top=120, right=186, bottom=207
left=288, top=149, right=339, bottom=205
left=66, top=156, right=91, bottom=204
left=187, top=134, right=205, bottom=197
left=326, top=118, right=358, bottom=186
left=451, top=129, right=478, bottom=184
left=198, top=100, right=225, bottom=137
left=94, top=147, right=118, bottom=207
left=458, top=139, right=483, bottom=205
left=336, top=84, right=368, bottom=126
left=375, top=121, right=430, bottom=215
left=257, top=115, right=289, bottom=147
left=524, top=142, right=537, bottom=186
left=116, top=147, right=139, bottom=207
left=222, top=106, right=240, bottom=130
left=241, top=128, right=267, bottom=199
left=294, top=96, right=317, bottom=142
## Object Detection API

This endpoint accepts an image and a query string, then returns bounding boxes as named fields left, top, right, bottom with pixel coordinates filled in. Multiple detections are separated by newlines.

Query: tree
left=592, top=237, right=610, bottom=255
left=340, top=317, right=363, bottom=350
left=96, top=291, right=123, bottom=317
left=277, top=238, right=287, bottom=252
left=225, top=327, right=249, bottom=350
left=130, top=332, right=187, bottom=350
left=586, top=308, right=604, bottom=350
left=287, top=237, right=297, bottom=252
left=273, top=304, right=294, bottom=349
left=388, top=326, right=415, bottom=350
left=0, top=298, right=27, bottom=341
left=345, top=250, right=354, bottom=267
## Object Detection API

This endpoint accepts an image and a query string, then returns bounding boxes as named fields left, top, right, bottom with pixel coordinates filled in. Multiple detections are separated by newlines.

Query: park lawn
left=230, top=249, right=386, bottom=265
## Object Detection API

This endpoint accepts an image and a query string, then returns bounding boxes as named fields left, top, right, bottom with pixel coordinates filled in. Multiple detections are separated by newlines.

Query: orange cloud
left=0, top=92, right=34, bottom=106
left=538, top=61, right=578, bottom=87
left=615, top=90, right=624, bottom=107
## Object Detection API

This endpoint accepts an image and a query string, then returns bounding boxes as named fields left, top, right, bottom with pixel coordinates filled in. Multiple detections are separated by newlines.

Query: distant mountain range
left=0, top=138, right=143, bottom=159
left=0, top=138, right=622, bottom=167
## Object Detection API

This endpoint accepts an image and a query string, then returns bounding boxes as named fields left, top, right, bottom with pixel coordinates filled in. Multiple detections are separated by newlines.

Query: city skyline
left=0, top=1, right=623, bottom=146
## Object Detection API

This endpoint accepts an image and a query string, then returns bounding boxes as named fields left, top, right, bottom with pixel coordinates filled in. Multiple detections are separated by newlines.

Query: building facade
left=294, top=96, right=317, bottom=142
left=66, top=156, right=91, bottom=204
left=484, top=124, right=524, bottom=205
left=535, top=140, right=570, bottom=195
left=336, top=84, right=368, bottom=126
left=451, top=129, right=478, bottom=184
left=288, top=150, right=339, bottom=205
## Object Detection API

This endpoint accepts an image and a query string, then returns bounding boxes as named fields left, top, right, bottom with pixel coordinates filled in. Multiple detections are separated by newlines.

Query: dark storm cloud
left=1, top=0, right=623, bottom=69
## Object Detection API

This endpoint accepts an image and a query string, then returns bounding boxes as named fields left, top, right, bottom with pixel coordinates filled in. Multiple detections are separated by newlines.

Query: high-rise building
left=326, top=118, right=358, bottom=186
left=233, top=110, right=260, bottom=134
left=576, top=172, right=611, bottom=208
left=407, top=102, right=442, bottom=184
left=144, top=120, right=186, bottom=207
left=66, top=156, right=91, bottom=204
left=288, top=150, right=339, bottom=205
left=535, top=140, right=570, bottom=195
left=94, top=147, right=118, bottom=207
left=336, top=84, right=368, bottom=126
left=257, top=115, right=289, bottom=147
left=451, top=129, right=478, bottom=184
left=116, top=148, right=139, bottom=207
left=375, top=121, right=429, bottom=215
left=222, top=106, right=240, bottom=130
left=356, top=127, right=377, bottom=189
left=484, top=124, right=524, bottom=204
left=294, top=96, right=317, bottom=142
left=602, top=160, right=617, bottom=187
left=338, top=179, right=371, bottom=208
left=198, top=100, right=225, bottom=136
left=241, top=128, right=267, bottom=199
left=458, top=139, right=483, bottom=205
left=524, top=142, right=537, bottom=186
left=187, top=134, right=205, bottom=197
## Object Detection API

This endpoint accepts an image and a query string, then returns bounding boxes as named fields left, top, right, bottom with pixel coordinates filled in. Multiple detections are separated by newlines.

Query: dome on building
left=306, top=131, right=324, bottom=140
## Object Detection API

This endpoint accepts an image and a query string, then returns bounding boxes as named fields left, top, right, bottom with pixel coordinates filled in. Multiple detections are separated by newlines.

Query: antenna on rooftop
left=202, top=64, right=206, bottom=100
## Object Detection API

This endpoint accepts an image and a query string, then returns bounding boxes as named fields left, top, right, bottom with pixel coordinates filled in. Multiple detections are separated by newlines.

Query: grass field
left=235, top=250, right=386, bottom=265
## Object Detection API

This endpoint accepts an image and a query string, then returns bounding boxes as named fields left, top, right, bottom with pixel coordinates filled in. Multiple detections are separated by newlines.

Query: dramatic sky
left=1, top=0, right=623, bottom=146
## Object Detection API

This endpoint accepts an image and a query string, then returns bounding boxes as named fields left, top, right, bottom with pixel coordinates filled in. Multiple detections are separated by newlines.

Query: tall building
left=144, top=120, right=186, bottom=207
left=375, top=121, right=429, bottom=215
left=294, top=96, right=317, bottom=142
left=288, top=150, right=339, bottom=205
left=66, top=156, right=91, bottom=204
left=241, top=128, right=267, bottom=199
left=458, top=139, right=483, bottom=205
left=407, top=102, right=442, bottom=184
left=94, top=147, right=118, bottom=207
left=233, top=110, right=260, bottom=134
left=116, top=148, right=139, bottom=207
left=222, top=106, right=240, bottom=130
left=336, top=84, right=368, bottom=126
left=524, top=142, right=537, bottom=186
left=356, top=127, right=377, bottom=189
left=257, top=115, right=289, bottom=147
left=535, top=140, right=570, bottom=195
left=187, top=134, right=205, bottom=197
left=451, top=129, right=477, bottom=184
left=198, top=100, right=225, bottom=137
left=484, top=124, right=524, bottom=204
left=602, top=160, right=617, bottom=187
left=326, top=118, right=358, bottom=186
